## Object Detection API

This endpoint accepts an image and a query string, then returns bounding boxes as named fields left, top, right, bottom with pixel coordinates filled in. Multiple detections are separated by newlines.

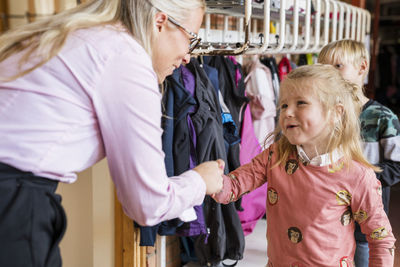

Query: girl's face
left=152, top=8, right=204, bottom=83
left=279, top=83, right=331, bottom=158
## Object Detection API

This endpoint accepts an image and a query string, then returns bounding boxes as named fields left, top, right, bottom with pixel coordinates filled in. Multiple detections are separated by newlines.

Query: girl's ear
left=154, top=12, right=168, bottom=33
left=358, top=59, right=368, bottom=76
left=334, top=104, right=344, bottom=123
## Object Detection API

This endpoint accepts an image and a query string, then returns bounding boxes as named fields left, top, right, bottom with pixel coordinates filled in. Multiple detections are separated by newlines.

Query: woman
left=0, top=0, right=223, bottom=266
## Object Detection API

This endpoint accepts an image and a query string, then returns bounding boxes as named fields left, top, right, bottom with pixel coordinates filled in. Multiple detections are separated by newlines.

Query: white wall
left=57, top=159, right=115, bottom=267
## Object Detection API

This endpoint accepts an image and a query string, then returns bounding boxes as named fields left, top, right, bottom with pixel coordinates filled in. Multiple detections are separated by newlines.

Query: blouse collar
left=296, top=145, right=343, bottom=166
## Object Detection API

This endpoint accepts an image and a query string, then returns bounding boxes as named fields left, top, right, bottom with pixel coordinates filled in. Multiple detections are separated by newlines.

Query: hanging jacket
left=168, top=66, right=208, bottom=238
left=237, top=93, right=265, bottom=235
left=138, top=66, right=201, bottom=246
left=298, top=54, right=308, bottom=66
left=244, top=59, right=276, bottom=148
left=185, top=59, right=245, bottom=266
left=179, top=60, right=243, bottom=265
left=235, top=58, right=277, bottom=235
left=260, top=57, right=280, bottom=107
left=205, top=56, right=248, bottom=214
left=200, top=61, right=221, bottom=111
left=205, top=56, right=248, bottom=172
left=277, top=56, right=292, bottom=81
left=306, top=53, right=314, bottom=65
left=140, top=59, right=245, bottom=263
left=201, top=61, right=241, bottom=150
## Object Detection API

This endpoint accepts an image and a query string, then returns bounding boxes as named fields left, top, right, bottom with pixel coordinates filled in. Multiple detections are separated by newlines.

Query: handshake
left=193, top=159, right=225, bottom=195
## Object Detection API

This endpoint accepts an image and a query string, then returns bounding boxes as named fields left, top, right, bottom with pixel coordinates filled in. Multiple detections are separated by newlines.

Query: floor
left=185, top=184, right=400, bottom=267
left=236, top=219, right=268, bottom=267
left=184, top=219, right=268, bottom=267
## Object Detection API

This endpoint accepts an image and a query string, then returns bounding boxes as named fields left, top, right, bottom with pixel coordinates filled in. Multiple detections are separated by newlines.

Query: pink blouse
left=0, top=25, right=206, bottom=226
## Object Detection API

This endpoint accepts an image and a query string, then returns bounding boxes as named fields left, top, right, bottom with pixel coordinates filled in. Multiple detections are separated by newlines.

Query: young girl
left=213, top=64, right=396, bottom=266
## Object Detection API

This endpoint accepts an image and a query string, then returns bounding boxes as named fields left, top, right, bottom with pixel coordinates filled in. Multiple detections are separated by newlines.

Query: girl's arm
left=351, top=168, right=396, bottom=266
left=213, top=147, right=271, bottom=204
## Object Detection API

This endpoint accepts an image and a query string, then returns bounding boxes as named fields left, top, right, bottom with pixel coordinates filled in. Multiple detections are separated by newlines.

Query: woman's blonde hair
left=270, top=64, right=379, bottom=172
left=0, top=0, right=205, bottom=81
left=318, top=39, right=370, bottom=80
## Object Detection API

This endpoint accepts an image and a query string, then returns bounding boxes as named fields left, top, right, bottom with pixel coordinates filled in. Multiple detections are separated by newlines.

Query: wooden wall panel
left=1, top=0, right=79, bottom=31
left=27, top=0, right=54, bottom=22
left=6, top=0, right=28, bottom=29
left=55, top=0, right=77, bottom=13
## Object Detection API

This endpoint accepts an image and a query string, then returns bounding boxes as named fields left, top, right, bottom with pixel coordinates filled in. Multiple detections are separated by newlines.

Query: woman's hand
left=193, top=159, right=225, bottom=195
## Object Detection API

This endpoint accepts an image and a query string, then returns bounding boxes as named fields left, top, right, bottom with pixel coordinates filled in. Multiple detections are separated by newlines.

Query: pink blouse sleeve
left=214, top=148, right=270, bottom=204
left=92, top=47, right=206, bottom=226
left=351, top=168, right=396, bottom=266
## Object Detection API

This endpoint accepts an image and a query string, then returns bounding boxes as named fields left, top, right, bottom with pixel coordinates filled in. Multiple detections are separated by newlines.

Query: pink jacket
left=237, top=99, right=265, bottom=235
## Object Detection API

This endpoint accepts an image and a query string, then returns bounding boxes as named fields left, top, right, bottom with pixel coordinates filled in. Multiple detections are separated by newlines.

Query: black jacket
left=185, top=59, right=245, bottom=266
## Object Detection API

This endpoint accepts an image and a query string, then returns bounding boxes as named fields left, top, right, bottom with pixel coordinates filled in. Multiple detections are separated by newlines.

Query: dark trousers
left=0, top=162, right=67, bottom=267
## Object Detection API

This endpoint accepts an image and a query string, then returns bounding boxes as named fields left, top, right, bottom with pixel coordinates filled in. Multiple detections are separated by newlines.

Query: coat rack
left=193, top=0, right=371, bottom=55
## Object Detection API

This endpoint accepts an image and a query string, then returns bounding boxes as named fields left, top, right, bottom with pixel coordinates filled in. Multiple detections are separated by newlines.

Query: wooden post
left=54, top=0, right=61, bottom=13
left=27, top=0, right=36, bottom=22
left=0, top=0, right=8, bottom=32
left=351, top=0, right=365, bottom=9
left=115, top=191, right=148, bottom=267
left=115, top=193, right=123, bottom=267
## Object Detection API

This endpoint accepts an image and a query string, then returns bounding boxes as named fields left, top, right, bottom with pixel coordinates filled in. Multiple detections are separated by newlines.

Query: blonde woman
left=212, top=65, right=396, bottom=266
left=0, top=1, right=224, bottom=266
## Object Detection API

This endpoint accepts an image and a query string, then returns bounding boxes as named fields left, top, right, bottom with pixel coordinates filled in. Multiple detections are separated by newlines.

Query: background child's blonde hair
left=318, top=39, right=370, bottom=80
left=271, top=64, right=379, bottom=172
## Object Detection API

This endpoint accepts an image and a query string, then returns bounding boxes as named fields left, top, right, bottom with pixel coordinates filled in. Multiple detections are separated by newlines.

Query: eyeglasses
left=167, top=16, right=202, bottom=54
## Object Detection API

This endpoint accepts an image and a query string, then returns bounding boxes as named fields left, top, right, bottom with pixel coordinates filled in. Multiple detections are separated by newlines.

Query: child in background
left=213, top=64, right=396, bottom=266
left=318, top=39, right=400, bottom=267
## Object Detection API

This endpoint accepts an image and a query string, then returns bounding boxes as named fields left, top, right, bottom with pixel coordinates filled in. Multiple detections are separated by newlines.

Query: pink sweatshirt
left=214, top=144, right=396, bottom=266
left=0, top=25, right=206, bottom=226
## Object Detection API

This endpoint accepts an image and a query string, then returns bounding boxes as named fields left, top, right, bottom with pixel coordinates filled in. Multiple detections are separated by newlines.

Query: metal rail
left=193, top=0, right=370, bottom=55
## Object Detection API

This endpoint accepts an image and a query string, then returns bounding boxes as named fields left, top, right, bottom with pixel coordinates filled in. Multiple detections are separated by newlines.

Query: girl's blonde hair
left=318, top=39, right=370, bottom=80
left=0, top=0, right=205, bottom=81
left=270, top=64, right=379, bottom=172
